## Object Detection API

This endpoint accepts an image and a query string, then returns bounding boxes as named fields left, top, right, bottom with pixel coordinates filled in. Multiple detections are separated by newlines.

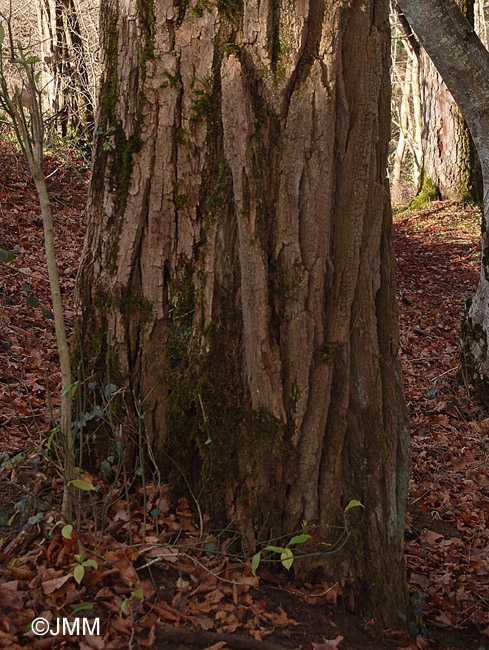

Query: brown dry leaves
left=396, top=202, right=489, bottom=635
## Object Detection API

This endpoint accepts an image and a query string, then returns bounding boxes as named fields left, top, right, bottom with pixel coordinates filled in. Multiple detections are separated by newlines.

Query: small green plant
left=95, top=126, right=115, bottom=151
left=120, top=588, right=143, bottom=617
left=398, top=589, right=428, bottom=639
left=20, top=282, right=53, bottom=318
left=252, top=532, right=311, bottom=574
left=73, top=554, right=99, bottom=585
left=251, top=499, right=364, bottom=576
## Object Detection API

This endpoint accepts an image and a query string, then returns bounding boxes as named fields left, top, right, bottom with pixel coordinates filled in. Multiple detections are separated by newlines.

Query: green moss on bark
left=163, top=270, right=244, bottom=510
left=409, top=168, right=439, bottom=209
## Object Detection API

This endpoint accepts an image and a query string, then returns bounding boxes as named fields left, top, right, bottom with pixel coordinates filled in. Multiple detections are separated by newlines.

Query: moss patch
left=163, top=271, right=245, bottom=511
left=408, top=169, right=439, bottom=210
left=315, top=344, right=337, bottom=363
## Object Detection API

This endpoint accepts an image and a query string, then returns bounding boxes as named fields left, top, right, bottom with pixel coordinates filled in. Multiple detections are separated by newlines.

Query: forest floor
left=1, top=139, right=489, bottom=649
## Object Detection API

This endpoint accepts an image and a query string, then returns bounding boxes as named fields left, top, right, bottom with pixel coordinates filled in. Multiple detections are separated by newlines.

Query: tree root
left=155, top=624, right=288, bottom=649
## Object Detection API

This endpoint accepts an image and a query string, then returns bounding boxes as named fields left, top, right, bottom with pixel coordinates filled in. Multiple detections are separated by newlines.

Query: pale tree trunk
left=398, top=0, right=489, bottom=387
left=36, top=0, right=93, bottom=135
left=390, top=4, right=422, bottom=197
left=410, top=43, right=423, bottom=182
left=475, top=0, right=489, bottom=48
left=77, top=0, right=409, bottom=622
left=417, top=0, right=482, bottom=202
left=392, top=53, right=412, bottom=183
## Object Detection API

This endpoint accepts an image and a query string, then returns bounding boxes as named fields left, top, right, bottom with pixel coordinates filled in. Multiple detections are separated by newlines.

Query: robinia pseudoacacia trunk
left=77, top=0, right=409, bottom=622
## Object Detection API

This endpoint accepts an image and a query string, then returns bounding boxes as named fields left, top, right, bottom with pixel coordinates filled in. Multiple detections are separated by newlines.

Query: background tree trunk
left=390, top=2, right=422, bottom=201
left=77, top=0, right=409, bottom=623
left=397, top=0, right=489, bottom=390
left=418, top=0, right=482, bottom=202
left=475, top=0, right=489, bottom=48
left=36, top=0, right=93, bottom=136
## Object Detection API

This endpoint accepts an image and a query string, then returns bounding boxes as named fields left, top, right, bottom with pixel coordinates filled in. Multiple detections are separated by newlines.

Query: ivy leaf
left=26, top=294, right=40, bottom=307
left=41, top=304, right=54, bottom=318
left=0, top=249, right=15, bottom=263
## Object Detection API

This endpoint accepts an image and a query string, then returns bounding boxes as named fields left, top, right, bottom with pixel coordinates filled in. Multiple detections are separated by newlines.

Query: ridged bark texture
left=77, top=0, right=409, bottom=623
left=419, top=0, right=482, bottom=202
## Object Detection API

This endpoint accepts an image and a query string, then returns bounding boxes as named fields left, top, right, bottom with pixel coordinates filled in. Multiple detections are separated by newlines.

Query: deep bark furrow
left=77, top=0, right=409, bottom=623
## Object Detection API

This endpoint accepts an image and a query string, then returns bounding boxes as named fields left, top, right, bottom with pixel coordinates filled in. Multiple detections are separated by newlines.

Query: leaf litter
left=1, top=139, right=489, bottom=648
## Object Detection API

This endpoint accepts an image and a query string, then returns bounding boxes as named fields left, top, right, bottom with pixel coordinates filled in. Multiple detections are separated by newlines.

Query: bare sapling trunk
left=0, top=22, right=74, bottom=516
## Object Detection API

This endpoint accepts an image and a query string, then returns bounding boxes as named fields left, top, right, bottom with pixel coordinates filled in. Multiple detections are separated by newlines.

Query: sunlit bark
left=77, top=0, right=409, bottom=623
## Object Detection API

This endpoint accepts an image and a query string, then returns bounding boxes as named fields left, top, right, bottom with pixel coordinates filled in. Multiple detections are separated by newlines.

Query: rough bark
left=77, top=0, right=409, bottom=623
left=418, top=0, right=482, bottom=202
left=397, top=0, right=489, bottom=387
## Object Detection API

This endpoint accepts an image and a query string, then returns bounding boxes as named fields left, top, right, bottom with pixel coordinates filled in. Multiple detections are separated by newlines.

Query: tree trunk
left=77, top=0, right=409, bottom=623
left=397, top=0, right=489, bottom=389
left=36, top=0, right=93, bottom=136
left=418, top=0, right=482, bottom=202
left=475, top=0, right=489, bottom=48
left=390, top=3, right=422, bottom=192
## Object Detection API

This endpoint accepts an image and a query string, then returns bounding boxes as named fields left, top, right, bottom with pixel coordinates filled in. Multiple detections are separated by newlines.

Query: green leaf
left=74, top=564, right=85, bottom=584
left=203, top=541, right=218, bottom=556
left=26, top=294, right=40, bottom=307
left=0, top=249, right=14, bottom=263
left=264, top=545, right=287, bottom=554
left=41, top=304, right=53, bottom=319
left=131, top=588, right=143, bottom=599
left=82, top=559, right=98, bottom=570
left=288, top=534, right=311, bottom=545
left=280, top=548, right=294, bottom=570
left=251, top=552, right=261, bottom=576
left=344, top=499, right=364, bottom=515
left=71, top=603, right=94, bottom=614
left=27, top=513, right=43, bottom=526
left=69, top=479, right=96, bottom=491
left=0, top=24, right=5, bottom=46
left=61, top=524, right=73, bottom=539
